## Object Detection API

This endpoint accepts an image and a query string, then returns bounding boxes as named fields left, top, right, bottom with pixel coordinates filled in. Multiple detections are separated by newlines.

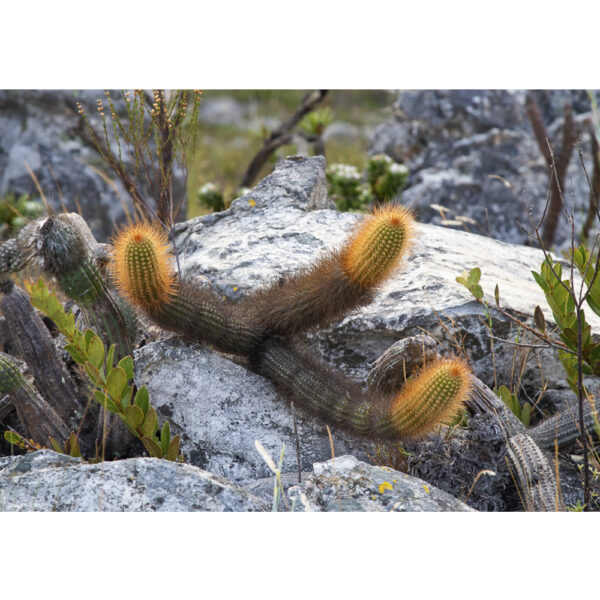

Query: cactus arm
left=247, top=206, right=415, bottom=338
left=0, top=352, right=70, bottom=446
left=507, top=433, right=563, bottom=511
left=528, top=401, right=598, bottom=450
left=257, top=339, right=472, bottom=441
left=112, top=222, right=260, bottom=355
left=0, top=220, right=40, bottom=275
left=39, top=215, right=133, bottom=360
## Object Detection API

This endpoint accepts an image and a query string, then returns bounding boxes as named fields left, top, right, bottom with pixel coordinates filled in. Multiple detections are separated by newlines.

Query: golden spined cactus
left=248, top=206, right=415, bottom=338
left=257, top=339, right=472, bottom=442
left=387, top=358, right=472, bottom=439
left=112, top=222, right=176, bottom=311
left=341, top=205, right=414, bottom=290
left=111, top=222, right=259, bottom=355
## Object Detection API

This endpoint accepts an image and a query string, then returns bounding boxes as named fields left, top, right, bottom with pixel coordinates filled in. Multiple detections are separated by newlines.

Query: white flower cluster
left=389, top=163, right=408, bottom=175
left=198, top=182, right=218, bottom=195
left=328, top=163, right=361, bottom=180
left=370, top=154, right=393, bottom=165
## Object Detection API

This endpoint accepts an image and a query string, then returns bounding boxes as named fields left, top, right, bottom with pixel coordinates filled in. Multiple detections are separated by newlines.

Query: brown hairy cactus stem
left=112, top=222, right=260, bottom=355
left=248, top=205, right=415, bottom=338
left=257, top=339, right=472, bottom=441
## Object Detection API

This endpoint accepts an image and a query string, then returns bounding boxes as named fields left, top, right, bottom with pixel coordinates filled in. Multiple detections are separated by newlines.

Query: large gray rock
left=370, top=90, right=595, bottom=248
left=0, top=90, right=128, bottom=240
left=134, top=337, right=375, bottom=484
left=0, top=450, right=267, bottom=511
left=287, top=455, right=474, bottom=511
left=173, top=155, right=600, bottom=414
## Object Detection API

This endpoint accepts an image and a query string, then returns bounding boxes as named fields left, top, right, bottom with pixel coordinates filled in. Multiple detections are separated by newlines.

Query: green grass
left=187, top=90, right=392, bottom=218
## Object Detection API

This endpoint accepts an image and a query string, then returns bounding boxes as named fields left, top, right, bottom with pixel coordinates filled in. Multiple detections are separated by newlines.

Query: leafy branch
left=25, top=278, right=181, bottom=461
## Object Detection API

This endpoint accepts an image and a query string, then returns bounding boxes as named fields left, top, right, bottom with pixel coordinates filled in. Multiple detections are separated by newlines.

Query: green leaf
left=117, top=356, right=134, bottom=381
left=64, top=311, right=76, bottom=337
left=142, top=408, right=158, bottom=438
left=520, top=403, right=532, bottom=428
left=494, top=284, right=500, bottom=307
left=134, top=386, right=150, bottom=414
left=124, top=404, right=144, bottom=428
left=456, top=275, right=469, bottom=288
left=87, top=334, right=105, bottom=370
left=468, top=267, right=481, bottom=287
left=106, top=367, right=127, bottom=401
left=85, top=362, right=100, bottom=383
left=589, top=345, right=600, bottom=363
left=49, top=437, right=64, bottom=453
left=166, top=435, right=180, bottom=461
left=160, top=421, right=170, bottom=457
left=64, top=343, right=87, bottom=365
left=141, top=436, right=163, bottom=458
left=531, top=271, right=549, bottom=293
left=66, top=433, right=81, bottom=458
left=471, top=284, right=483, bottom=300
left=121, top=388, right=132, bottom=410
left=84, top=329, right=96, bottom=349
left=4, top=430, right=23, bottom=445
left=106, top=344, right=116, bottom=371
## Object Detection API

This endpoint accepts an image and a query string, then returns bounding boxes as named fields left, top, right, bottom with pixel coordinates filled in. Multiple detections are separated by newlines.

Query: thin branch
left=240, top=90, right=328, bottom=188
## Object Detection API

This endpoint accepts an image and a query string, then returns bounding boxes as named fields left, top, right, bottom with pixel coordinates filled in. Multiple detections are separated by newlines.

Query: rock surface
left=0, top=450, right=268, bottom=511
left=369, top=90, right=595, bottom=248
left=173, top=155, right=600, bottom=413
left=0, top=90, right=129, bottom=240
left=134, top=338, right=375, bottom=484
left=287, top=455, right=474, bottom=512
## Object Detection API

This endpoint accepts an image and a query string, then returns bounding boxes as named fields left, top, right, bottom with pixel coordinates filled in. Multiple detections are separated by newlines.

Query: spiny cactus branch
left=507, top=433, right=563, bottom=511
left=528, top=400, right=598, bottom=450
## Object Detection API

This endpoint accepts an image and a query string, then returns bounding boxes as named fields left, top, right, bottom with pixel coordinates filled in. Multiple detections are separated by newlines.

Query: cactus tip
left=341, top=205, right=415, bottom=289
left=391, top=356, right=472, bottom=439
left=111, top=222, right=176, bottom=310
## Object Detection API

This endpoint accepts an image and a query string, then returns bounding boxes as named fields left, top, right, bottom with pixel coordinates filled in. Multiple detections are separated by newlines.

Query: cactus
left=0, top=278, right=85, bottom=429
left=109, top=210, right=472, bottom=442
left=340, top=205, right=414, bottom=290
left=507, top=433, right=563, bottom=511
left=528, top=401, right=598, bottom=450
left=249, top=206, right=415, bottom=338
left=385, top=358, right=472, bottom=439
left=258, top=340, right=472, bottom=440
left=0, top=220, right=40, bottom=275
left=38, top=215, right=133, bottom=359
left=112, top=222, right=260, bottom=355
left=113, top=207, right=415, bottom=345
left=0, top=352, right=70, bottom=446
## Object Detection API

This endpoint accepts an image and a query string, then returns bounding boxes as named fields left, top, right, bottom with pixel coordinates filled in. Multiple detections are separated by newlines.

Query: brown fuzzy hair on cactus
left=247, top=205, right=415, bottom=338
left=258, top=340, right=472, bottom=441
